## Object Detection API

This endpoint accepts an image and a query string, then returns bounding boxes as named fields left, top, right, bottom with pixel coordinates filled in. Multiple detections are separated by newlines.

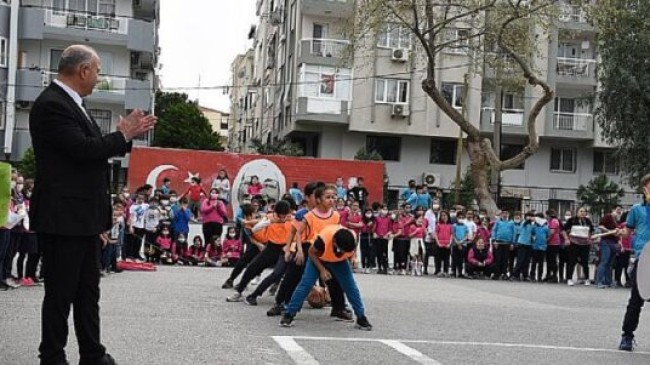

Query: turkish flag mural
left=127, top=147, right=385, bottom=215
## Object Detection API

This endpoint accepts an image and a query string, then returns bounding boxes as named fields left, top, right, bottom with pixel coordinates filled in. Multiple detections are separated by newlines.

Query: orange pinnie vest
left=317, top=225, right=355, bottom=263
left=304, top=209, right=340, bottom=244
left=252, top=219, right=293, bottom=245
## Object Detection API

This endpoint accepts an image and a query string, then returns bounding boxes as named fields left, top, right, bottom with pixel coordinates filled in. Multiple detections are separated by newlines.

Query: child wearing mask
left=491, top=210, right=515, bottom=280
left=205, top=237, right=223, bottom=267
left=509, top=212, right=523, bottom=278
left=180, top=177, right=207, bottom=219
left=173, top=233, right=187, bottom=265
left=530, top=213, right=550, bottom=282
left=466, top=237, right=494, bottom=278
left=435, top=211, right=453, bottom=277
left=373, top=205, right=391, bottom=275
left=511, top=212, right=535, bottom=281
left=451, top=212, right=469, bottom=278
left=143, top=198, right=162, bottom=263
left=156, top=226, right=174, bottom=265
left=336, top=198, right=350, bottom=228
left=222, top=227, right=242, bottom=267
left=409, top=215, right=426, bottom=276
left=185, top=236, right=205, bottom=266
left=393, top=204, right=413, bottom=275
left=357, top=208, right=374, bottom=273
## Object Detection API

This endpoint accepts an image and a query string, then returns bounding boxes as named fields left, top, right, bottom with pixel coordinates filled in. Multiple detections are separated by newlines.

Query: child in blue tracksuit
left=508, top=211, right=523, bottom=277
left=451, top=212, right=469, bottom=278
left=491, top=210, right=515, bottom=279
left=511, top=211, right=535, bottom=281
left=530, top=213, right=550, bottom=282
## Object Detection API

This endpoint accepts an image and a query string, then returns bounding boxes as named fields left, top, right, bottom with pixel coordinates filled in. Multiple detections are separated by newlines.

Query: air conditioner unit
left=391, top=104, right=410, bottom=118
left=391, top=48, right=408, bottom=62
left=422, top=172, right=441, bottom=188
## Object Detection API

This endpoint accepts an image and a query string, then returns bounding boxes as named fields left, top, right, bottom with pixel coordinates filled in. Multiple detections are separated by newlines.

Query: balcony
left=299, top=38, right=350, bottom=67
left=558, top=3, right=591, bottom=30
left=293, top=97, right=349, bottom=125
left=556, top=57, right=596, bottom=86
left=301, top=0, right=354, bottom=17
left=19, top=7, right=155, bottom=53
left=545, top=112, right=594, bottom=139
left=43, top=71, right=128, bottom=104
left=479, top=108, right=528, bottom=135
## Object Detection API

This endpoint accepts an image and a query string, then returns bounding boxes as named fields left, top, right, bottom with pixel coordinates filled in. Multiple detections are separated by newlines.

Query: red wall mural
left=127, top=147, right=385, bottom=214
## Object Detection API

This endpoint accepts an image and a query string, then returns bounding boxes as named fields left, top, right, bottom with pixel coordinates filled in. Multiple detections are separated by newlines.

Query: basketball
left=307, top=286, right=328, bottom=309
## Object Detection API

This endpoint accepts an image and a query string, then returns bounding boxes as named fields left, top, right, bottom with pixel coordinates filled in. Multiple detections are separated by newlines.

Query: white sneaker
left=584, top=280, right=591, bottom=286
left=567, top=279, right=575, bottom=286
left=226, top=292, right=243, bottom=302
left=363, top=268, right=370, bottom=274
left=251, top=276, right=260, bottom=286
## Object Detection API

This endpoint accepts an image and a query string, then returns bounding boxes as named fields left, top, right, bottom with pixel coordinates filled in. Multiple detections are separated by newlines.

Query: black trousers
left=17, top=251, right=41, bottom=280
left=530, top=249, right=546, bottom=281
left=451, top=245, right=464, bottom=276
left=493, top=243, right=510, bottom=277
left=546, top=245, right=560, bottom=279
left=202, top=222, right=223, bottom=245
left=3, top=230, right=21, bottom=279
left=374, top=238, right=389, bottom=272
left=558, top=246, right=568, bottom=280
left=126, top=228, right=146, bottom=259
left=360, top=233, right=375, bottom=269
left=466, top=264, right=492, bottom=276
left=393, top=238, right=409, bottom=270
left=615, top=251, right=631, bottom=285
left=508, top=245, right=518, bottom=276
left=227, top=243, right=260, bottom=283
left=513, top=245, right=532, bottom=279
left=423, top=241, right=435, bottom=274
left=39, top=234, right=106, bottom=365
left=250, top=255, right=288, bottom=298
left=622, top=266, right=648, bottom=338
left=566, top=244, right=591, bottom=281
left=235, top=244, right=284, bottom=293
left=435, top=246, right=450, bottom=274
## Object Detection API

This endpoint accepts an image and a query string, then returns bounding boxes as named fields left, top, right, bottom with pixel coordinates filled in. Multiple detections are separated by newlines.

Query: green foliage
left=577, top=175, right=625, bottom=217
left=593, top=1, right=650, bottom=187
left=452, top=167, right=493, bottom=209
left=354, top=147, right=383, bottom=161
left=152, top=91, right=222, bottom=151
left=249, top=138, right=304, bottom=156
left=18, top=148, right=36, bottom=179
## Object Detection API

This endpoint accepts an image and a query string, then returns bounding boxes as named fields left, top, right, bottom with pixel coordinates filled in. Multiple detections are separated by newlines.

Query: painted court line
left=381, top=340, right=444, bottom=365
left=272, top=336, right=320, bottom=365
left=287, top=336, right=650, bottom=356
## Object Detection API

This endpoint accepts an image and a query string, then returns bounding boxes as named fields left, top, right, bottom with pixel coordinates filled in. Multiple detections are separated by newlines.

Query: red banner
left=127, top=147, right=384, bottom=213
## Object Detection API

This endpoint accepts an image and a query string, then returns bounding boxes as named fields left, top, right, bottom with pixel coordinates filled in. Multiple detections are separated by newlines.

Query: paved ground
left=2, top=266, right=650, bottom=364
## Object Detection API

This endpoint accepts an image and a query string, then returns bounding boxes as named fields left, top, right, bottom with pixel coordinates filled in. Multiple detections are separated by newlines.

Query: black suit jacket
left=29, top=82, right=132, bottom=236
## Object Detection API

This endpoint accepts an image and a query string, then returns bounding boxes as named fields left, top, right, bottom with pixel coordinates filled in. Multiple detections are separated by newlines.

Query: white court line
left=381, top=340, right=444, bottom=365
left=287, top=336, right=650, bottom=356
left=272, top=336, right=320, bottom=365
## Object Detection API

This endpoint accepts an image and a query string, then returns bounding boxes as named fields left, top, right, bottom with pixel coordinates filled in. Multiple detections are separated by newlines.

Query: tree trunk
left=466, top=139, right=499, bottom=215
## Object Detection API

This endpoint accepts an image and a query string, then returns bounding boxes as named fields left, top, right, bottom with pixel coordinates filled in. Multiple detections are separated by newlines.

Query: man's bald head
left=58, top=45, right=99, bottom=76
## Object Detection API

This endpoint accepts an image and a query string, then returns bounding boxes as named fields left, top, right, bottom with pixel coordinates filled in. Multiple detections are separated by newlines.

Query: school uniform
left=491, top=219, right=515, bottom=278
left=530, top=223, right=550, bottom=281
left=512, top=221, right=534, bottom=280
left=373, top=215, right=391, bottom=273
left=451, top=222, right=469, bottom=277
left=435, top=223, right=452, bottom=275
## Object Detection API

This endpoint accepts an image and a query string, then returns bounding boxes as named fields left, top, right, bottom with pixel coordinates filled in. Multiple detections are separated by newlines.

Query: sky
left=158, top=0, right=258, bottom=113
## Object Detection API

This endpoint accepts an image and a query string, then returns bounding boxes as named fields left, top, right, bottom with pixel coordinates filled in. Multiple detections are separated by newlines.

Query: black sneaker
left=280, top=313, right=295, bottom=327
left=269, top=283, right=279, bottom=296
left=619, top=335, right=634, bottom=352
left=355, top=316, right=373, bottom=331
left=267, top=304, right=284, bottom=317
left=330, top=309, right=354, bottom=322
left=221, top=279, right=234, bottom=289
left=245, top=295, right=258, bottom=306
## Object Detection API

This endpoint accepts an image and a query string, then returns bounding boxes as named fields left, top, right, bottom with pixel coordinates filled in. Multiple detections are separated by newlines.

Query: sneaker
left=267, top=304, right=284, bottom=317
left=269, top=283, right=279, bottom=296
left=597, top=284, right=607, bottom=289
left=5, top=278, right=20, bottom=288
left=221, top=279, right=234, bottom=289
left=619, top=335, right=634, bottom=352
left=245, top=295, right=258, bottom=306
left=355, top=316, right=373, bottom=331
left=22, top=277, right=36, bottom=287
left=584, top=280, right=591, bottom=286
left=251, top=276, right=260, bottom=286
left=226, top=292, right=243, bottom=302
left=280, top=313, right=295, bottom=327
left=567, top=279, right=575, bottom=286
left=330, top=309, right=354, bottom=322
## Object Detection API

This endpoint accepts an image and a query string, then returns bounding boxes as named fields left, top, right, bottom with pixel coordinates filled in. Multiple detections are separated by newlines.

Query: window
left=299, top=65, right=351, bottom=99
left=444, top=28, right=470, bottom=54
left=441, top=83, right=464, bottom=109
left=501, top=144, right=525, bottom=169
left=366, top=135, right=401, bottom=161
left=430, top=138, right=457, bottom=165
left=593, top=150, right=618, bottom=174
left=98, top=0, right=116, bottom=15
left=550, top=148, right=576, bottom=173
left=375, top=79, right=409, bottom=104
left=220, top=117, right=229, bottom=131
left=0, top=37, right=7, bottom=68
left=377, top=24, right=411, bottom=49
left=88, top=109, right=112, bottom=135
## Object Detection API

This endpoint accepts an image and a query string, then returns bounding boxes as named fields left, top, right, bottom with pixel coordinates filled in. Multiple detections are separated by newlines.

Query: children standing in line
left=512, top=212, right=535, bottom=281
left=373, top=206, right=392, bottom=275
left=451, top=212, right=469, bottom=278
left=435, top=211, right=453, bottom=277
left=545, top=209, right=562, bottom=283
left=530, top=213, right=550, bottom=282
left=393, top=204, right=413, bottom=275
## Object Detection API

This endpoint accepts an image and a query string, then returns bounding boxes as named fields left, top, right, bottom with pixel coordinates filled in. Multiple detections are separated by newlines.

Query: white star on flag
left=184, top=171, right=200, bottom=183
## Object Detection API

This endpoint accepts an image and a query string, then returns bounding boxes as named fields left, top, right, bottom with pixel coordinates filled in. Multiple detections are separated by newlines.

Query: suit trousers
left=38, top=233, right=106, bottom=365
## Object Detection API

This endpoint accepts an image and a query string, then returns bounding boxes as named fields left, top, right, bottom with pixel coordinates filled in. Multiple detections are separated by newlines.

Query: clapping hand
left=116, top=109, right=157, bottom=141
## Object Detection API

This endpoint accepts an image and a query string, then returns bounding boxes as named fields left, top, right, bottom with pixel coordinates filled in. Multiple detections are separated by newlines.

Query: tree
left=577, top=174, right=625, bottom=218
left=354, top=147, right=383, bottom=161
left=350, top=0, right=576, bottom=213
left=152, top=91, right=222, bottom=151
left=593, top=1, right=650, bottom=187
left=18, top=148, right=36, bottom=179
left=249, top=138, right=304, bottom=156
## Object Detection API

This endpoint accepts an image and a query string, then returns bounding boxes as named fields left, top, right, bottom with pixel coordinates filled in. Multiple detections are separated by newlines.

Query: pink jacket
left=200, top=199, right=228, bottom=224
left=222, top=238, right=242, bottom=259
left=157, top=236, right=173, bottom=250
left=467, top=247, right=494, bottom=267
left=374, top=216, right=392, bottom=237
left=409, top=225, right=426, bottom=239
left=435, top=223, right=453, bottom=248
left=338, top=208, right=350, bottom=227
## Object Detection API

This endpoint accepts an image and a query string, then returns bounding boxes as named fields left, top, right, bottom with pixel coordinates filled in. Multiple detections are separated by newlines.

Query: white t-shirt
left=129, top=203, right=149, bottom=229
left=424, top=210, right=437, bottom=242
left=144, top=207, right=161, bottom=232
left=465, top=220, right=477, bottom=240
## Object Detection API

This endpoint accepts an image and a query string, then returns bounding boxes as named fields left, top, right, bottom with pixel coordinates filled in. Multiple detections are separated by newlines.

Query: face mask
left=450, top=212, right=457, bottom=218
left=162, top=231, right=169, bottom=236
left=161, top=200, right=169, bottom=206
left=380, top=210, right=388, bottom=216
left=123, top=193, right=130, bottom=198
left=170, top=197, right=177, bottom=203
left=479, top=214, right=485, bottom=219
left=365, top=213, right=373, bottom=218
left=390, top=214, right=397, bottom=220
left=534, top=217, right=546, bottom=226
left=210, top=193, right=219, bottom=199
left=432, top=204, right=440, bottom=210
left=564, top=215, right=571, bottom=221
left=337, top=205, right=344, bottom=210
left=228, top=233, right=236, bottom=238
left=16, top=184, right=24, bottom=191
left=514, top=219, right=521, bottom=224
left=178, top=238, right=186, bottom=243
left=10, top=181, right=16, bottom=189
left=25, top=192, right=32, bottom=198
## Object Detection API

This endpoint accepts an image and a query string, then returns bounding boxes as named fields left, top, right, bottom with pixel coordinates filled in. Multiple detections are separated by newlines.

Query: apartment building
left=228, top=48, right=256, bottom=152
left=231, top=0, right=637, bottom=210
left=0, top=0, right=159, bottom=187
left=199, top=105, right=229, bottom=147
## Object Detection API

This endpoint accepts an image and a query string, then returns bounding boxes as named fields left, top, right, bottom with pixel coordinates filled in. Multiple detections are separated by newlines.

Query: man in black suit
left=29, top=45, right=156, bottom=365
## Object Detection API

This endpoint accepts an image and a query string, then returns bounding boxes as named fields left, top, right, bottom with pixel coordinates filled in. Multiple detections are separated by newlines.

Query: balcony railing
left=483, top=108, right=525, bottom=126
left=42, top=71, right=127, bottom=95
left=553, top=112, right=592, bottom=131
left=559, top=4, right=588, bottom=23
left=302, top=38, right=350, bottom=58
left=44, top=9, right=129, bottom=34
left=557, top=57, right=595, bottom=78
